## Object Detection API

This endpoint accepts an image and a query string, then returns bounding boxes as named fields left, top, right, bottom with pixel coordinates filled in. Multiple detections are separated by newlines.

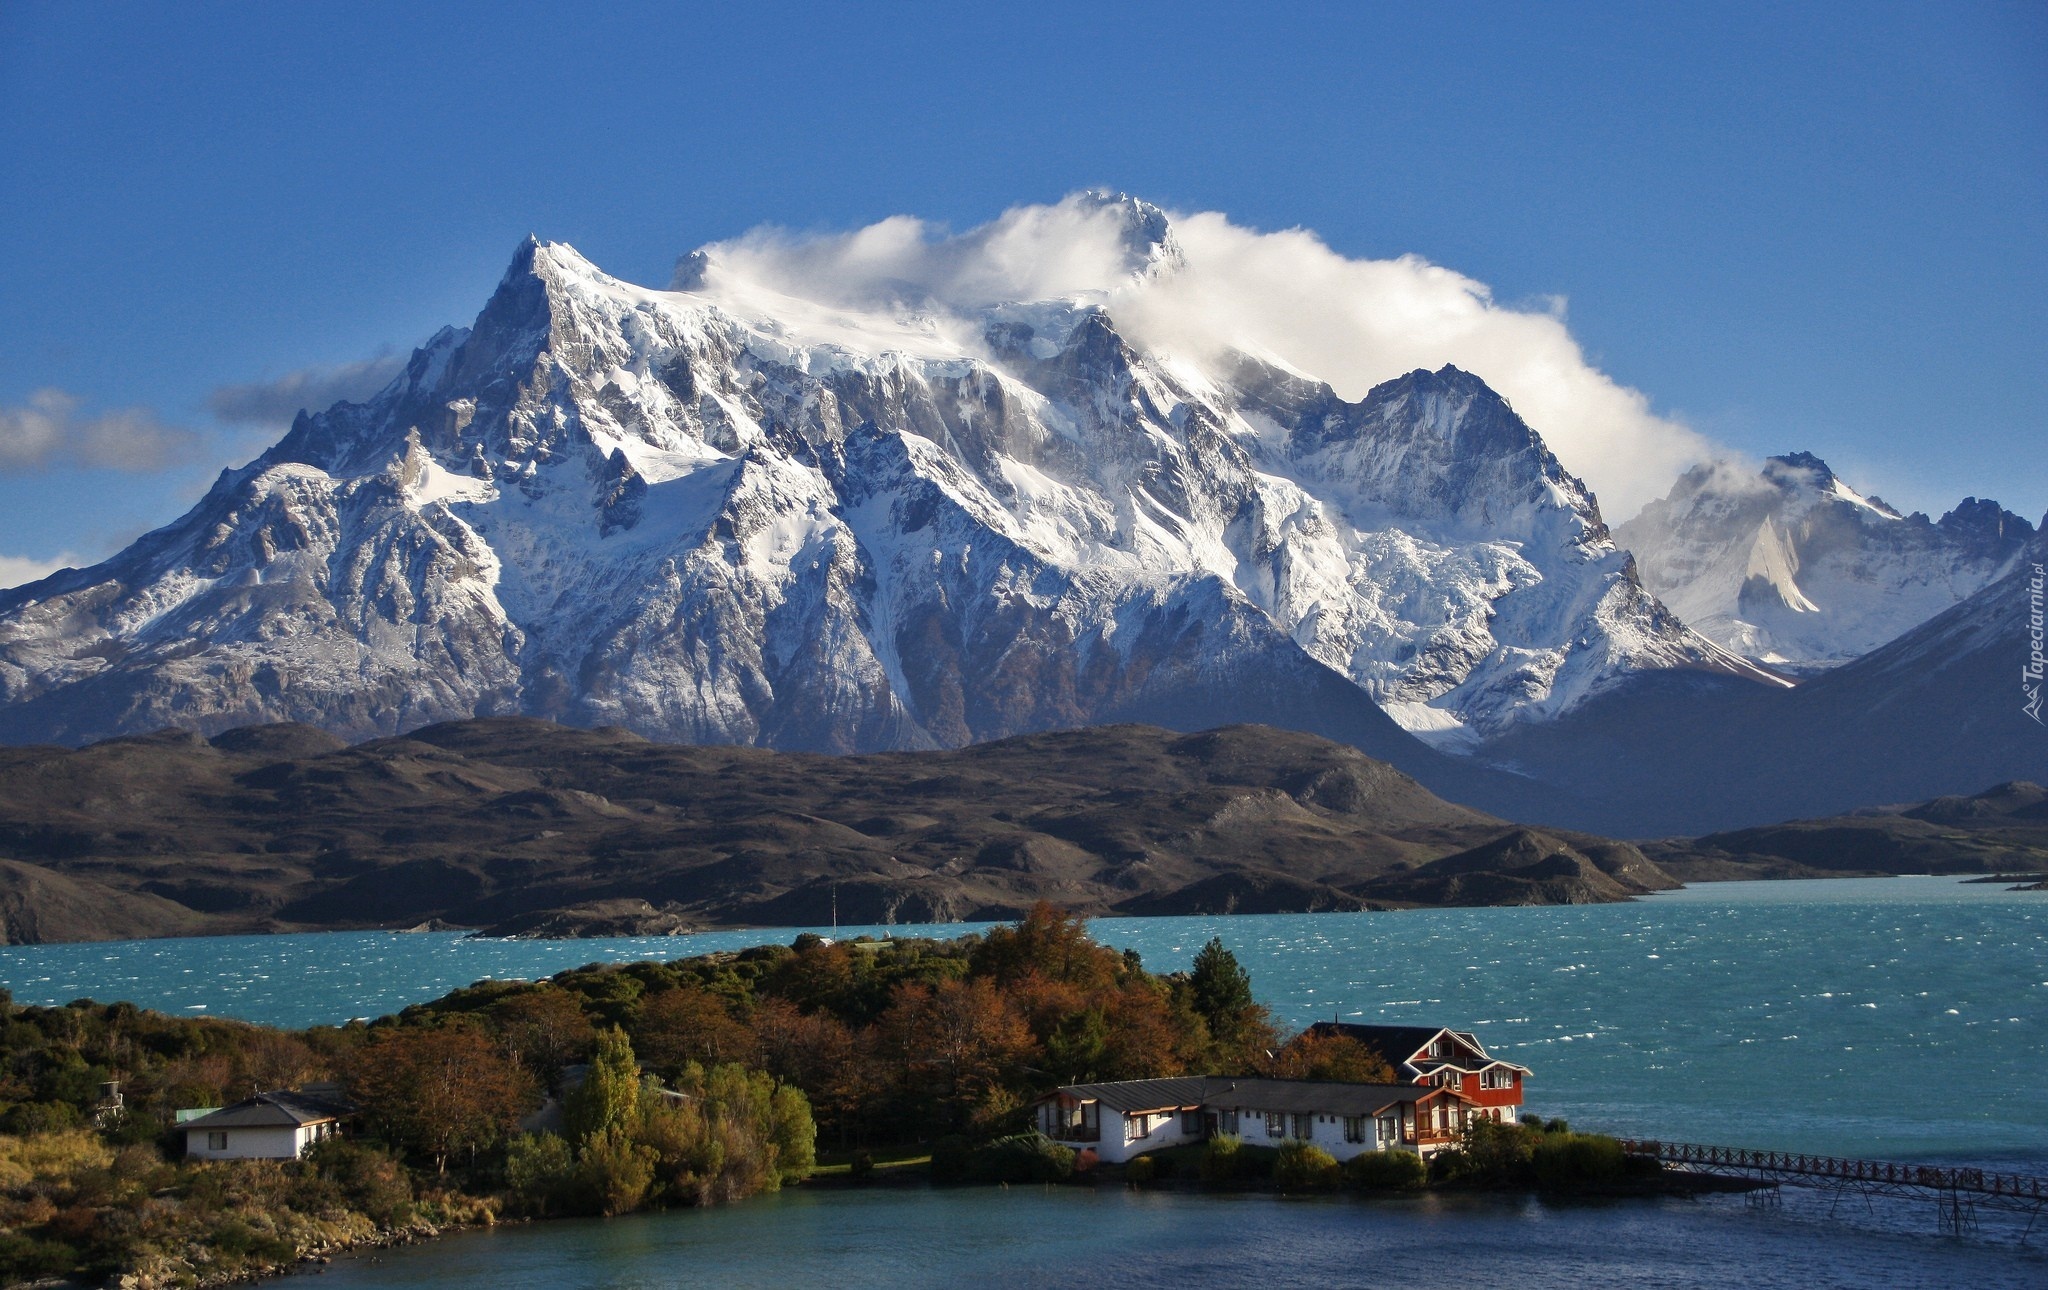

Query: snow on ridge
left=1616, top=452, right=2034, bottom=669
left=0, top=233, right=1736, bottom=750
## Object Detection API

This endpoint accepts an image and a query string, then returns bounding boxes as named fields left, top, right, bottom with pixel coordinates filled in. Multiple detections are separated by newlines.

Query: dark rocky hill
left=1644, top=781, right=2048, bottom=881
left=0, top=718, right=1677, bottom=943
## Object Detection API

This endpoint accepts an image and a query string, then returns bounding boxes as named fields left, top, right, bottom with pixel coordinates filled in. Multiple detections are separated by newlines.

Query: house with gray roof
left=1033, top=1075, right=1474, bottom=1164
left=179, top=1088, right=355, bottom=1161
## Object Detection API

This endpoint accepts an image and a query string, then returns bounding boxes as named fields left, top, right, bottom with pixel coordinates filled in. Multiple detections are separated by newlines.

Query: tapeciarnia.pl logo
left=2027, top=562, right=2045, bottom=725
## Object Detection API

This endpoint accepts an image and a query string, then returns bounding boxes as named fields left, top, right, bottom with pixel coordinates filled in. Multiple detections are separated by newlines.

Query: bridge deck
left=1619, top=1139, right=2048, bottom=1215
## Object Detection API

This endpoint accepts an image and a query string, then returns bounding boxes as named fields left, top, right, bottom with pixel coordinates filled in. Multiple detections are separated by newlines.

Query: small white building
left=1034, top=1076, right=1474, bottom=1164
left=180, top=1090, right=353, bottom=1161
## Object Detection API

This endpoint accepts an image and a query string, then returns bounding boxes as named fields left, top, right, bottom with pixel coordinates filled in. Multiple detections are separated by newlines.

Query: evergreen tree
left=1189, top=938, right=1254, bottom=1030
left=1188, top=937, right=1274, bottom=1068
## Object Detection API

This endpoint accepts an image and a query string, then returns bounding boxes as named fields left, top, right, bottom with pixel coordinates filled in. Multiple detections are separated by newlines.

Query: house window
left=1343, top=1116, right=1366, bottom=1144
left=1264, top=1112, right=1286, bottom=1138
left=1291, top=1114, right=1313, bottom=1140
left=207, top=1131, right=228, bottom=1151
left=1437, top=1070, right=1459, bottom=1087
left=1482, top=1068, right=1516, bottom=1090
left=1181, top=1111, right=1202, bottom=1135
left=1218, top=1110, right=1239, bottom=1134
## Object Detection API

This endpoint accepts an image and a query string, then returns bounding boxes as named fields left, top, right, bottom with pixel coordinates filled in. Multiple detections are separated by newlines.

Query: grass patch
left=810, top=1144, right=932, bottom=1176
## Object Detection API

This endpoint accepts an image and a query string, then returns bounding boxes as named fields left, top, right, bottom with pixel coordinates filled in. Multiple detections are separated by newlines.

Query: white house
left=1034, top=1076, right=1474, bottom=1164
left=180, top=1089, right=353, bottom=1161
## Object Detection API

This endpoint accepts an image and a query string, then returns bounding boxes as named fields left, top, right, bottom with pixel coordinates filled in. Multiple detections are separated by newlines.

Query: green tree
left=576, top=1125, right=657, bottom=1215
left=766, top=1081, right=817, bottom=1181
left=1187, top=938, right=1274, bottom=1066
left=1188, top=938, right=1253, bottom=1027
left=565, top=1027, right=640, bottom=1145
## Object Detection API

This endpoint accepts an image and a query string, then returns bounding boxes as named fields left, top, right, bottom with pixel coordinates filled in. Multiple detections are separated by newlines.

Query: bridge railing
left=1616, top=1139, right=2048, bottom=1200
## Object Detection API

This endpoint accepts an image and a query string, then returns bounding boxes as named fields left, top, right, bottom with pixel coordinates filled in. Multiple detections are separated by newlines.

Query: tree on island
left=349, top=1023, right=535, bottom=1174
left=565, top=1026, right=640, bottom=1143
left=1188, top=937, right=1279, bottom=1068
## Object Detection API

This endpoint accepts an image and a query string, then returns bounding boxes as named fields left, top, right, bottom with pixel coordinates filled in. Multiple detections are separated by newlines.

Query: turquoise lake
left=4, top=876, right=2045, bottom=1284
left=3, top=876, right=2040, bottom=1165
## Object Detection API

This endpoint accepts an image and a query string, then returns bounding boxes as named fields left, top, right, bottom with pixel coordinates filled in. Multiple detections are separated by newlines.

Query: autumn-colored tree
left=631, top=986, right=751, bottom=1076
left=489, top=987, right=595, bottom=1084
left=1096, top=979, right=1190, bottom=1080
left=350, top=1023, right=536, bottom=1173
left=1265, top=1032, right=1394, bottom=1083
left=969, top=902, right=1120, bottom=991
left=877, top=977, right=1035, bottom=1133
left=565, top=1027, right=640, bottom=1144
left=750, top=998, right=883, bottom=1145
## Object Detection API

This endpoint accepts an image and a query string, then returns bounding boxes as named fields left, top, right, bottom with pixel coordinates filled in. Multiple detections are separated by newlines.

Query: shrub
left=1457, top=1116, right=1537, bottom=1186
left=1199, top=1133, right=1242, bottom=1183
left=1272, top=1139, right=1340, bottom=1190
left=1427, top=1147, right=1473, bottom=1186
left=962, top=1132, right=1074, bottom=1183
left=504, top=1133, right=578, bottom=1214
left=1530, top=1132, right=1625, bottom=1189
left=1124, top=1155, right=1156, bottom=1185
left=577, top=1125, right=657, bottom=1215
left=848, top=1149, right=874, bottom=1181
left=0, top=1100, right=81, bottom=1136
left=306, top=1138, right=416, bottom=1226
left=1344, top=1149, right=1425, bottom=1191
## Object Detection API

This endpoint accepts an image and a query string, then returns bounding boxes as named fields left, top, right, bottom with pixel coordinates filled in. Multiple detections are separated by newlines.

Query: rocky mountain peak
left=1617, top=451, right=2034, bottom=669
left=0, top=233, right=1734, bottom=766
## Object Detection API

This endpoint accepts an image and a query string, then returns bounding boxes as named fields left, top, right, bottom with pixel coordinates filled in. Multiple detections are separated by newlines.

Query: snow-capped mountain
left=1615, top=452, right=2035, bottom=671
left=0, top=195, right=1754, bottom=760
left=1484, top=519, right=2048, bottom=835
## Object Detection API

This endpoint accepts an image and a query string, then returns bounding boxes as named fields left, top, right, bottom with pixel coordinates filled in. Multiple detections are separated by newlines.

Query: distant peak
left=502, top=236, right=603, bottom=286
left=1763, top=450, right=1836, bottom=485
left=1071, top=189, right=1182, bottom=274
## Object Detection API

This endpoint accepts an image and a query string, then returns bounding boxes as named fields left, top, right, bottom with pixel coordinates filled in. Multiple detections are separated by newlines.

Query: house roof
left=1306, top=1022, right=1527, bottom=1078
left=180, top=1090, right=354, bottom=1131
left=1196, top=1078, right=1454, bottom=1117
left=1413, top=1055, right=1531, bottom=1076
left=1042, top=1076, right=1458, bottom=1119
left=1054, top=1077, right=1213, bottom=1115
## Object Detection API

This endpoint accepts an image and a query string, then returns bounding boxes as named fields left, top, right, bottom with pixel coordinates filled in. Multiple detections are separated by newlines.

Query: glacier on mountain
left=1615, top=451, right=2034, bottom=671
left=0, top=195, right=1756, bottom=754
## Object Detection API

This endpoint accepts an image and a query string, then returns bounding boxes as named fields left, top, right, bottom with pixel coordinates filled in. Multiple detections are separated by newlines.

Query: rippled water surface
left=3, top=877, right=2040, bottom=1164
left=311, top=1185, right=2048, bottom=1290
left=5, top=876, right=2044, bottom=1284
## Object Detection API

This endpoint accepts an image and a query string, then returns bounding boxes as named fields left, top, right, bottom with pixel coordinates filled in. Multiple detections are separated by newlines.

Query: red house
left=1307, top=1023, right=1529, bottom=1122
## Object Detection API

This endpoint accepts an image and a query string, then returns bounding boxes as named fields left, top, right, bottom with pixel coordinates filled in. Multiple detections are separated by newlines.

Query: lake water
left=4, top=876, right=2040, bottom=1166
left=4, top=876, right=2045, bottom=1284
left=310, top=1185, right=2048, bottom=1290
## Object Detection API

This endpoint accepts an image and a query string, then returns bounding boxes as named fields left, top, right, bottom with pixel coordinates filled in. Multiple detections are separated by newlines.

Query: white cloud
left=0, top=389, right=204, bottom=474
left=209, top=351, right=409, bottom=428
left=688, top=193, right=1713, bottom=519
left=0, top=550, right=89, bottom=590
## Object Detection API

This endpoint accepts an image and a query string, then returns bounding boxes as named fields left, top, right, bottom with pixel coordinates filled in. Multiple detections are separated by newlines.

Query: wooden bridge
left=1618, top=1139, right=2048, bottom=1238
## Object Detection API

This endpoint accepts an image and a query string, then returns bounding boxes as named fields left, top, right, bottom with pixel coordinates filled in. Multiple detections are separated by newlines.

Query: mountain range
left=0, top=194, right=2041, bottom=836
left=1615, top=452, right=2033, bottom=672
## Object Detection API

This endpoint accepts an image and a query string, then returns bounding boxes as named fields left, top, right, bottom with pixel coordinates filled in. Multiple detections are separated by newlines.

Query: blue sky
left=1, top=1, right=2043, bottom=581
